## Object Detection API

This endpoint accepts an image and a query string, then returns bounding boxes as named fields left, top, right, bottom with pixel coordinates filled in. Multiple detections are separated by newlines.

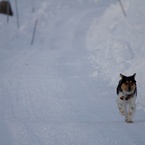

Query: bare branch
left=118, top=0, right=127, bottom=17
left=31, top=19, right=38, bottom=45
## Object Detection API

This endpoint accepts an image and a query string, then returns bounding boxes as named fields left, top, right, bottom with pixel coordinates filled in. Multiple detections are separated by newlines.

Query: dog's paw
left=127, top=120, right=134, bottom=123
left=125, top=118, right=134, bottom=123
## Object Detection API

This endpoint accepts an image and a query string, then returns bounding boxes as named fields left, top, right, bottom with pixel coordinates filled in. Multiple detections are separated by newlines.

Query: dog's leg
left=127, top=110, right=134, bottom=123
left=123, top=101, right=128, bottom=122
left=127, top=98, right=136, bottom=123
left=117, top=97, right=125, bottom=116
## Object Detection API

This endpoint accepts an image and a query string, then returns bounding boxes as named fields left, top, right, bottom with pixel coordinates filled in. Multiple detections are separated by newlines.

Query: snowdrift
left=86, top=0, right=145, bottom=110
left=1, top=0, right=145, bottom=145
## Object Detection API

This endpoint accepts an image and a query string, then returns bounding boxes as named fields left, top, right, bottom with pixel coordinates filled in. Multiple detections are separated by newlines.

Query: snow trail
left=0, top=1, right=145, bottom=145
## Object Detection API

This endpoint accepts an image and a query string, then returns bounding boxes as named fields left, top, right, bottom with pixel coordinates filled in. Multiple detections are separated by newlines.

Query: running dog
left=116, top=73, right=137, bottom=123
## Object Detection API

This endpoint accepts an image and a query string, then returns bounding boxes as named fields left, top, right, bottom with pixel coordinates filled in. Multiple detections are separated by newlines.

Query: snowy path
left=0, top=3, right=145, bottom=145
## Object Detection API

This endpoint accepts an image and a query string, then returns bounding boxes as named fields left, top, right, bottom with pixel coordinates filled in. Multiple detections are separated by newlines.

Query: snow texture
left=0, top=0, right=145, bottom=145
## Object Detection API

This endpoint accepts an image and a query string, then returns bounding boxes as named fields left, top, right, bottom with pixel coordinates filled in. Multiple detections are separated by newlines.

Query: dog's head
left=120, top=73, right=136, bottom=95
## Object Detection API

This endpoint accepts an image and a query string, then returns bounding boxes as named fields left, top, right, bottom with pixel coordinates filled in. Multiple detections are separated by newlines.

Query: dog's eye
left=128, top=81, right=133, bottom=85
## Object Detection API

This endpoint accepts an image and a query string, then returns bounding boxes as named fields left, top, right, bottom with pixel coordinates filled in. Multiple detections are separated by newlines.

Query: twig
left=15, top=0, right=19, bottom=28
left=31, top=0, right=35, bottom=12
left=7, top=0, right=9, bottom=22
left=31, top=19, right=38, bottom=45
left=118, top=0, right=127, bottom=17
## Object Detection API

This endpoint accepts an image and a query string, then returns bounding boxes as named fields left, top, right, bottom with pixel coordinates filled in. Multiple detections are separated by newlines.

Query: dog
left=116, top=73, right=137, bottom=123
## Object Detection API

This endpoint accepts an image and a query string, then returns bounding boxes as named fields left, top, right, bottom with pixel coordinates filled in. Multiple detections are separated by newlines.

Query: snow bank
left=0, top=1, right=145, bottom=145
left=0, top=0, right=145, bottom=109
left=86, top=0, right=145, bottom=110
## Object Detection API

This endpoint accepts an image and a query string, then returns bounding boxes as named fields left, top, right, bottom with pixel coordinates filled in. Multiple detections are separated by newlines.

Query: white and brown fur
left=116, top=73, right=137, bottom=123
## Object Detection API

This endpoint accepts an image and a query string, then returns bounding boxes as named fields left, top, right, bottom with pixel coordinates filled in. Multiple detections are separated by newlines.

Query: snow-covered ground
left=86, top=0, right=145, bottom=110
left=0, top=0, right=145, bottom=145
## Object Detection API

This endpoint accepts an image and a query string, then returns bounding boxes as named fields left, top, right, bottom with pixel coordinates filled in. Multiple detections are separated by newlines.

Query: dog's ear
left=132, top=73, right=136, bottom=79
left=133, top=73, right=136, bottom=78
left=120, top=74, right=124, bottom=78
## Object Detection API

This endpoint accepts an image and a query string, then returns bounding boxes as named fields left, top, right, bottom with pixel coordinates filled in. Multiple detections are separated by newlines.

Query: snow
left=0, top=0, right=145, bottom=145
left=86, top=0, right=145, bottom=110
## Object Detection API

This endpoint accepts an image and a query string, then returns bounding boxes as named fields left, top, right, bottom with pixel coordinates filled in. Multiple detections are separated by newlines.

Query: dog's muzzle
left=128, top=85, right=131, bottom=92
